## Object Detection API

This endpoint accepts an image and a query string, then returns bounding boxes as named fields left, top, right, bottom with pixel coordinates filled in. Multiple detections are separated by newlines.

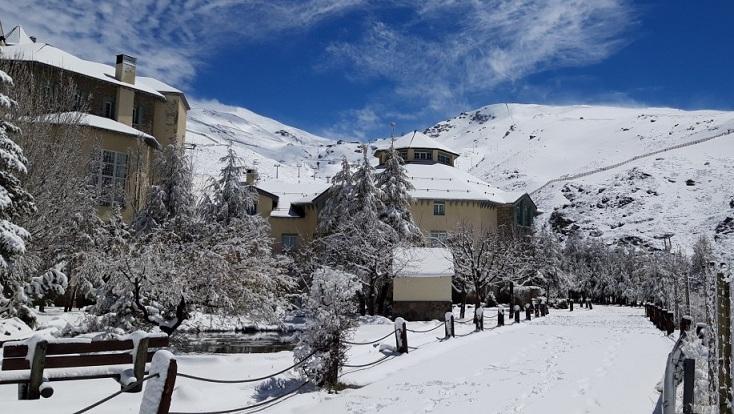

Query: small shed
left=392, top=247, right=454, bottom=321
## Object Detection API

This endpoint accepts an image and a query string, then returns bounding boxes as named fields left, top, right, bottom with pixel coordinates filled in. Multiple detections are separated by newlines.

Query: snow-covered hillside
left=186, top=100, right=363, bottom=190
left=186, top=102, right=734, bottom=251
left=418, top=104, right=734, bottom=251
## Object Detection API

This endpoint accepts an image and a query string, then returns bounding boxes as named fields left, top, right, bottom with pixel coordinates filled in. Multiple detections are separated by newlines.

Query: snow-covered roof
left=378, top=131, right=459, bottom=155
left=3, top=26, right=34, bottom=45
left=0, top=30, right=178, bottom=99
left=395, top=163, right=525, bottom=204
left=256, top=180, right=330, bottom=218
left=36, top=112, right=159, bottom=147
left=394, top=247, right=454, bottom=277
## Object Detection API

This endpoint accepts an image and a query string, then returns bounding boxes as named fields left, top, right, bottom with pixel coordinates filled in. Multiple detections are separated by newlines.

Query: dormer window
left=438, top=152, right=451, bottom=165
left=415, top=150, right=432, bottom=161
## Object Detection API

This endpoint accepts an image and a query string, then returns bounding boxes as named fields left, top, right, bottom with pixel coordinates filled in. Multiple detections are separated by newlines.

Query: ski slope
left=0, top=306, right=672, bottom=414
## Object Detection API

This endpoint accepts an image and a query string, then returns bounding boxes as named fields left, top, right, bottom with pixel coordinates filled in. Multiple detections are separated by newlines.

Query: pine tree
left=203, top=147, right=256, bottom=224
left=317, top=157, right=352, bottom=234
left=376, top=143, right=422, bottom=244
left=134, top=144, right=194, bottom=231
left=0, top=69, right=36, bottom=320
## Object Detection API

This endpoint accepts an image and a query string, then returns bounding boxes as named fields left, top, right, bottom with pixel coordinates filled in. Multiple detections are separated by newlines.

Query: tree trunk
left=366, top=282, right=376, bottom=316
left=460, top=287, right=467, bottom=319
left=376, top=282, right=390, bottom=316
left=356, top=291, right=366, bottom=316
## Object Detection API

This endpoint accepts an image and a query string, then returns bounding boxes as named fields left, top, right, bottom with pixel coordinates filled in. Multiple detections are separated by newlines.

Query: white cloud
left=326, top=0, right=635, bottom=112
left=0, top=0, right=364, bottom=85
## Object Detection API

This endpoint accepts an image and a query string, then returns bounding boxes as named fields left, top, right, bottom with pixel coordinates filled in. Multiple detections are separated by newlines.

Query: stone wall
left=393, top=300, right=451, bottom=321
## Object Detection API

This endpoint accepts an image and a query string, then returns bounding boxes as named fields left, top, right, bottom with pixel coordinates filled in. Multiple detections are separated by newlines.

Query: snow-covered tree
left=376, top=143, right=422, bottom=244
left=134, top=144, right=194, bottom=232
left=24, top=264, right=68, bottom=312
left=0, top=69, right=36, bottom=322
left=317, top=157, right=353, bottom=235
left=200, top=147, right=257, bottom=224
left=294, top=266, right=359, bottom=390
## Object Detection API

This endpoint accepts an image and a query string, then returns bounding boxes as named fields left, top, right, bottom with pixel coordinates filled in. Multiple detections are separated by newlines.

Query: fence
left=30, top=302, right=559, bottom=413
left=645, top=304, right=706, bottom=414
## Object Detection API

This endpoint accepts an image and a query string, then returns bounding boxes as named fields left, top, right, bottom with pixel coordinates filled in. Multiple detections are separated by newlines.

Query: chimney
left=115, top=54, right=136, bottom=84
left=245, top=168, right=259, bottom=185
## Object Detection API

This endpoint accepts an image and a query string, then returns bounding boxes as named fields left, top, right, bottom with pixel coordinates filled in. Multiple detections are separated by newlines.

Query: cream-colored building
left=254, top=131, right=537, bottom=251
left=393, top=247, right=454, bottom=320
left=0, top=26, right=189, bottom=220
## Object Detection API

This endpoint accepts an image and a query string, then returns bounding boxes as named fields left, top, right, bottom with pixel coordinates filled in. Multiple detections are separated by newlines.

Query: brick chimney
left=115, top=54, right=136, bottom=84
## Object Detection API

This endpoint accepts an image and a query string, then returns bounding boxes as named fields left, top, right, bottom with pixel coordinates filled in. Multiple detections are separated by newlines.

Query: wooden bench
left=0, top=333, right=169, bottom=400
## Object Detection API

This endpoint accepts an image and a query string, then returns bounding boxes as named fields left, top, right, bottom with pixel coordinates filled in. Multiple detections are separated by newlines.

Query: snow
left=3, top=26, right=33, bottom=45
left=378, top=130, right=459, bottom=155
left=35, top=112, right=158, bottom=142
left=0, top=41, right=168, bottom=99
left=400, top=162, right=524, bottom=204
left=0, top=306, right=672, bottom=414
left=256, top=179, right=330, bottom=218
left=394, top=247, right=454, bottom=277
left=0, top=318, right=33, bottom=342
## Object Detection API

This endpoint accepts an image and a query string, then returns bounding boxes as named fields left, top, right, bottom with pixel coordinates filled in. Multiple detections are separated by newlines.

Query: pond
left=171, top=331, right=297, bottom=354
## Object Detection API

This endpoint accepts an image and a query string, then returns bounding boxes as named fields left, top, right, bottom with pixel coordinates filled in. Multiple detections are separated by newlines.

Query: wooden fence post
left=475, top=307, right=484, bottom=331
left=683, top=358, right=695, bottom=414
left=498, top=308, right=504, bottom=327
left=569, top=299, right=574, bottom=312
left=128, top=336, right=150, bottom=393
left=666, top=311, right=675, bottom=335
left=394, top=317, right=408, bottom=354
left=139, top=350, right=177, bottom=414
left=525, top=304, right=532, bottom=321
left=514, top=305, right=521, bottom=323
left=444, top=312, right=454, bottom=338
left=717, top=271, right=732, bottom=414
left=20, top=339, right=48, bottom=400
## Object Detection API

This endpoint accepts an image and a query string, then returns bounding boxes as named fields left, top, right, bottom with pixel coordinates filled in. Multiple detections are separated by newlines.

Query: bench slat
left=2, top=336, right=168, bottom=358
left=2, top=351, right=155, bottom=371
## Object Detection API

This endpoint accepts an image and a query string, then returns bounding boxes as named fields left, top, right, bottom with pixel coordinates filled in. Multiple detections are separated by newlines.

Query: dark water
left=171, top=331, right=297, bottom=354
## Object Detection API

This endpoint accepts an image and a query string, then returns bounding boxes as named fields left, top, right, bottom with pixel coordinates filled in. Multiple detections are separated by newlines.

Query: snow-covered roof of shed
left=378, top=131, right=458, bottom=155
left=394, top=163, right=524, bottom=204
left=256, top=180, right=330, bottom=218
left=36, top=112, right=159, bottom=147
left=394, top=247, right=454, bottom=277
left=0, top=34, right=174, bottom=99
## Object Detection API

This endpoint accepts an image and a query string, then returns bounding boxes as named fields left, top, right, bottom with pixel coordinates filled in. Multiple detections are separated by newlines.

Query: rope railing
left=454, top=318, right=475, bottom=325
left=343, top=354, right=393, bottom=368
left=406, top=322, right=445, bottom=334
left=169, top=380, right=311, bottom=414
left=72, top=373, right=160, bottom=414
left=177, top=350, right=317, bottom=384
left=343, top=329, right=397, bottom=346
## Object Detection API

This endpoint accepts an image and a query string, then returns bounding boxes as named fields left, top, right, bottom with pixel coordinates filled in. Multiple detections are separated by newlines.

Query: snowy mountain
left=186, top=100, right=363, bottom=190
left=186, top=101, right=734, bottom=252
left=418, top=104, right=734, bottom=252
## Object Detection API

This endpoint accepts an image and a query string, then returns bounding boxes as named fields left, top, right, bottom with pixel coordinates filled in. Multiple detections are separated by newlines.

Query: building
left=0, top=26, right=189, bottom=220
left=393, top=247, right=454, bottom=320
left=254, top=131, right=537, bottom=250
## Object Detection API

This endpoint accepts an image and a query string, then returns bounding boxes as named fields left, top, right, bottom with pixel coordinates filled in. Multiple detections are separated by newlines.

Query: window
left=281, top=234, right=298, bottom=252
left=397, top=150, right=408, bottom=161
left=429, top=231, right=448, bottom=247
left=132, top=105, right=143, bottom=125
left=433, top=200, right=445, bottom=216
left=415, top=151, right=433, bottom=160
left=95, top=150, right=128, bottom=206
left=103, top=100, right=115, bottom=119
left=438, top=152, right=451, bottom=165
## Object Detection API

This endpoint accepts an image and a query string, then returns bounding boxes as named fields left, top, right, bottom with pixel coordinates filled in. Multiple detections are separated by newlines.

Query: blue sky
left=2, top=1, right=733, bottom=140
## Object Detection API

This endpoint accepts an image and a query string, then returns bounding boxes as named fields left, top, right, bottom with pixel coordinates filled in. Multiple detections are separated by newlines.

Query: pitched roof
left=4, top=26, right=33, bottom=45
left=256, top=180, right=330, bottom=218
left=393, top=162, right=525, bottom=204
left=0, top=31, right=182, bottom=100
left=36, top=112, right=160, bottom=148
left=377, top=131, right=459, bottom=155
left=394, top=247, right=454, bottom=277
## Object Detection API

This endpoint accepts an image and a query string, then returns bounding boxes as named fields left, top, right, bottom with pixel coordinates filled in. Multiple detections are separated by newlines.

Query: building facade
left=254, top=131, right=538, bottom=251
left=0, top=26, right=189, bottom=220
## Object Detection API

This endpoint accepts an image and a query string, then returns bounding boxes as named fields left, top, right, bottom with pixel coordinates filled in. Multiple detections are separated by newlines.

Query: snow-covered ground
left=1, top=306, right=671, bottom=413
